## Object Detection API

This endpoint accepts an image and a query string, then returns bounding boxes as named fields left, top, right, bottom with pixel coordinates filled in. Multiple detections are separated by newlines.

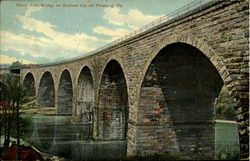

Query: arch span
left=76, top=66, right=94, bottom=124
left=38, top=71, right=55, bottom=107
left=98, top=60, right=129, bottom=140
left=58, top=69, right=73, bottom=115
left=23, top=72, right=36, bottom=97
left=137, top=42, right=224, bottom=159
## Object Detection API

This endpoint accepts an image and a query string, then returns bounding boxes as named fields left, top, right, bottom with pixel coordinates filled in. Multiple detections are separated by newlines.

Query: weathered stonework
left=23, top=72, right=36, bottom=97
left=20, top=0, right=249, bottom=159
left=135, top=43, right=224, bottom=159
left=97, top=60, right=128, bottom=140
left=58, top=70, right=73, bottom=115
left=76, top=67, right=94, bottom=124
left=38, top=71, right=55, bottom=107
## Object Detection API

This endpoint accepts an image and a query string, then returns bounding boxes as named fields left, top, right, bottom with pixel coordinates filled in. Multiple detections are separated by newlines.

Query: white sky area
left=0, top=0, right=194, bottom=65
left=0, top=54, right=35, bottom=64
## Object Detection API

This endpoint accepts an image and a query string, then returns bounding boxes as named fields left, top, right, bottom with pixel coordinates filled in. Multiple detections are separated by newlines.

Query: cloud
left=1, top=31, right=46, bottom=57
left=16, top=15, right=105, bottom=52
left=103, top=8, right=164, bottom=29
left=0, top=54, right=35, bottom=64
left=1, top=30, right=102, bottom=63
left=1, top=7, right=164, bottom=64
left=93, top=26, right=129, bottom=40
left=93, top=8, right=165, bottom=41
left=0, top=6, right=109, bottom=64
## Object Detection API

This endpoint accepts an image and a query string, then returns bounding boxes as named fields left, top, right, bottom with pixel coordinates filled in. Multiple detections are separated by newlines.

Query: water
left=215, top=120, right=240, bottom=160
left=22, top=114, right=127, bottom=160
left=21, top=115, right=240, bottom=160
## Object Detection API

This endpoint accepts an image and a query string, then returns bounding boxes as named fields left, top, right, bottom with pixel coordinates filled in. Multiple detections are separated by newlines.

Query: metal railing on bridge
left=38, top=0, right=215, bottom=67
left=107, top=0, right=213, bottom=46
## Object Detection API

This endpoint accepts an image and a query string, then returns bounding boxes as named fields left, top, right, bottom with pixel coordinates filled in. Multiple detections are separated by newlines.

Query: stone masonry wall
left=37, top=71, right=55, bottom=107
left=23, top=72, right=36, bottom=97
left=57, top=70, right=73, bottom=115
left=136, top=43, right=224, bottom=159
left=76, top=67, right=94, bottom=124
left=97, top=60, right=128, bottom=140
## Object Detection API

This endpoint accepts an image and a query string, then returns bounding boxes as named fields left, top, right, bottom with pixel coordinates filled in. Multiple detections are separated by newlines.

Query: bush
left=215, top=86, right=236, bottom=120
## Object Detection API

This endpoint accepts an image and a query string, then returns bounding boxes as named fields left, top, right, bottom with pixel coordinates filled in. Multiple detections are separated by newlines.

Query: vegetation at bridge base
left=214, top=85, right=236, bottom=121
left=0, top=74, right=33, bottom=160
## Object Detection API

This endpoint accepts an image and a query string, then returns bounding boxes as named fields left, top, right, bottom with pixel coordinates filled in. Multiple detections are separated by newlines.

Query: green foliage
left=0, top=74, right=30, bottom=149
left=215, top=86, right=236, bottom=120
left=12, top=115, right=32, bottom=140
left=0, top=113, right=32, bottom=140
left=6, top=76, right=27, bottom=104
left=9, top=61, right=26, bottom=69
left=1, top=75, right=26, bottom=103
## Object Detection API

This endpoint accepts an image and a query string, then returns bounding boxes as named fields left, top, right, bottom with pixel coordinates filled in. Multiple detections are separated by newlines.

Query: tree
left=9, top=61, right=26, bottom=69
left=0, top=77, right=12, bottom=149
left=0, top=74, right=27, bottom=160
left=215, top=85, right=236, bottom=120
left=0, top=81, right=8, bottom=148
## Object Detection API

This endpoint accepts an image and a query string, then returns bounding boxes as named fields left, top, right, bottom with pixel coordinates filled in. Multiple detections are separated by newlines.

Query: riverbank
left=21, top=97, right=56, bottom=115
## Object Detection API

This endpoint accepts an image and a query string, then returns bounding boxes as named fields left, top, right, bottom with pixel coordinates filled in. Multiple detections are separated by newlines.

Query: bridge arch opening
left=58, top=69, right=73, bottom=115
left=38, top=71, right=55, bottom=107
left=98, top=60, right=128, bottom=140
left=76, top=66, right=94, bottom=124
left=138, top=42, right=224, bottom=159
left=23, top=72, right=36, bottom=97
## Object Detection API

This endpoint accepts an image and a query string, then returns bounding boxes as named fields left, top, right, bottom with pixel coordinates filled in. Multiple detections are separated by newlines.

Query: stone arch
left=97, top=59, right=129, bottom=140
left=137, top=41, right=228, bottom=159
left=138, top=34, right=236, bottom=106
left=135, top=34, right=243, bottom=159
left=23, top=72, right=36, bottom=97
left=96, top=55, right=130, bottom=113
left=57, top=69, right=73, bottom=115
left=38, top=71, right=55, bottom=107
left=97, top=56, right=129, bottom=90
left=76, top=66, right=94, bottom=124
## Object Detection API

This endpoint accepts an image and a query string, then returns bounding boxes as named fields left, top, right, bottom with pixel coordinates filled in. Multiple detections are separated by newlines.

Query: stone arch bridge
left=19, top=0, right=249, bottom=159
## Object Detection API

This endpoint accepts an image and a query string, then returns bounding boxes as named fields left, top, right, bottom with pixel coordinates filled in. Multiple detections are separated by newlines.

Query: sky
left=0, top=0, right=194, bottom=65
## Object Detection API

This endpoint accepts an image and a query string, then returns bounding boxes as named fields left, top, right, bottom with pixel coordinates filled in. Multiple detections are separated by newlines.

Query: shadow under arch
left=57, top=69, right=73, bottom=115
left=97, top=59, right=129, bottom=141
left=23, top=72, right=36, bottom=97
left=38, top=71, right=55, bottom=107
left=76, top=66, right=94, bottom=124
left=138, top=42, right=224, bottom=159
